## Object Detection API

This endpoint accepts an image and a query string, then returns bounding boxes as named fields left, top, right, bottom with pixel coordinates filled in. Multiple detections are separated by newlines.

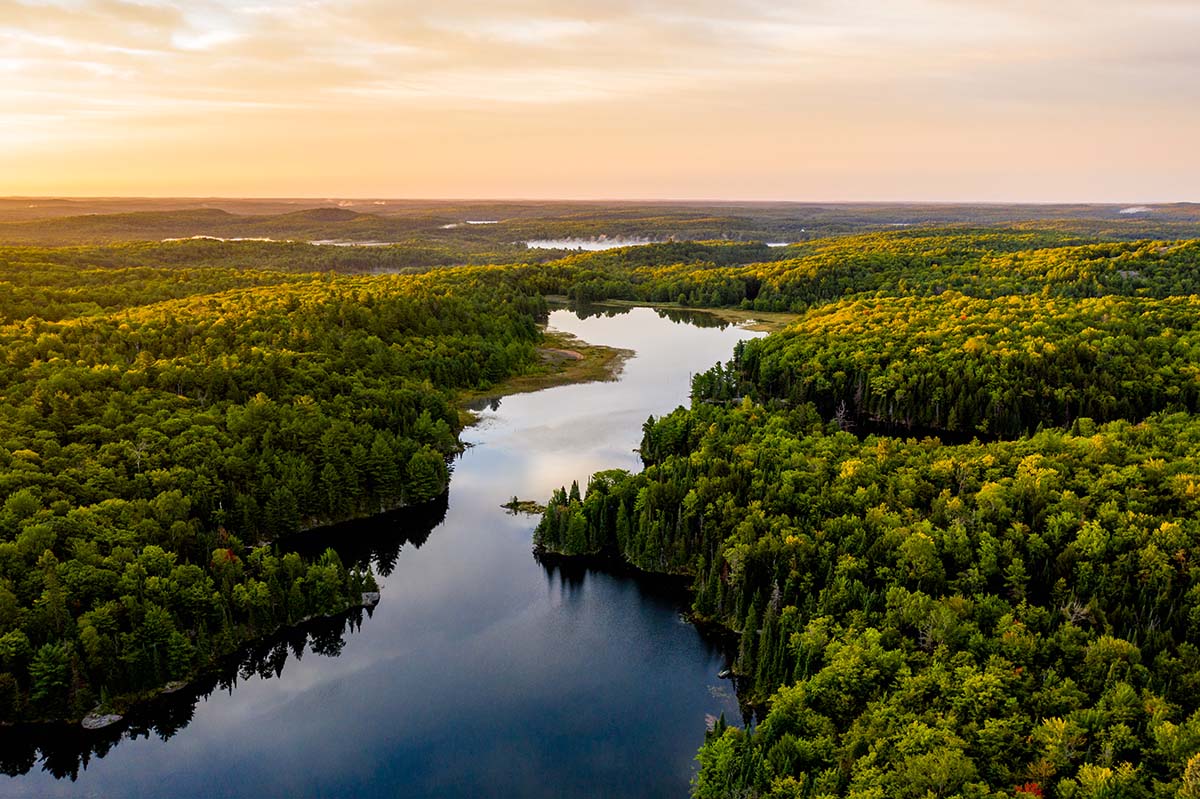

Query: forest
left=534, top=229, right=1200, bottom=797
left=694, top=293, right=1200, bottom=437
left=0, top=257, right=545, bottom=723
left=7, top=209, right=1200, bottom=796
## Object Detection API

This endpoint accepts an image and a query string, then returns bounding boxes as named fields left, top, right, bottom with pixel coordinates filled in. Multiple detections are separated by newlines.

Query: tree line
left=0, top=260, right=546, bottom=722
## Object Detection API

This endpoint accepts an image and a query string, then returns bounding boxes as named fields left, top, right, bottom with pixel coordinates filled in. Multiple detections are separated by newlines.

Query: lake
left=1, top=306, right=762, bottom=799
left=525, top=238, right=662, bottom=251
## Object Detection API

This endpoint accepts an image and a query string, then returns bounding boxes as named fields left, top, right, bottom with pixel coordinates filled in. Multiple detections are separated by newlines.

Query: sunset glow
left=2, top=0, right=1198, bottom=200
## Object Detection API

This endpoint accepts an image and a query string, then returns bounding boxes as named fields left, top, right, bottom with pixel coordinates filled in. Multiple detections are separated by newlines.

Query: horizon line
left=3, top=196, right=1198, bottom=207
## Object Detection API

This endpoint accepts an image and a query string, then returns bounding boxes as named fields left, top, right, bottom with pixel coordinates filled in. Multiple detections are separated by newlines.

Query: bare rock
left=81, top=711, right=123, bottom=730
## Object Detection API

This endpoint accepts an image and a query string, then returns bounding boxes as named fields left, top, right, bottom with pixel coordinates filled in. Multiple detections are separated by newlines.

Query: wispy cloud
left=1, top=0, right=1197, bottom=198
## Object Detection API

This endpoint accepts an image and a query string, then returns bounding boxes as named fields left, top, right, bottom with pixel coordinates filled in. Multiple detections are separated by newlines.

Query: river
left=1, top=306, right=763, bottom=799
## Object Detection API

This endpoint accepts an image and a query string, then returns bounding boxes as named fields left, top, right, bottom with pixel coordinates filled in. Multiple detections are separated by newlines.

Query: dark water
left=2, top=307, right=762, bottom=799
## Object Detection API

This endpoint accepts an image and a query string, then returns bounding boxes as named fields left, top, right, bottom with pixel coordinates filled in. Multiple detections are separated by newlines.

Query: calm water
left=525, top=238, right=661, bottom=251
left=2, top=307, right=761, bottom=799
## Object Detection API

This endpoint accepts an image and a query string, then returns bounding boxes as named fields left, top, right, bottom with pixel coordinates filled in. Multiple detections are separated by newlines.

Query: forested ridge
left=535, top=231, right=1200, bottom=797
left=540, top=235, right=1200, bottom=310
left=3, top=199, right=1199, bottom=246
left=0, top=258, right=545, bottom=723
left=695, top=293, right=1200, bottom=437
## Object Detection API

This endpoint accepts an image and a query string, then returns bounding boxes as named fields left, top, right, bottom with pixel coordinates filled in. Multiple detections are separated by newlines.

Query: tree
left=29, top=642, right=71, bottom=714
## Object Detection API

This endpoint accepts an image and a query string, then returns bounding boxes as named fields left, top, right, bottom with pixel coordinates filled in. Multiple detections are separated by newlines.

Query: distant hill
left=0, top=200, right=1198, bottom=246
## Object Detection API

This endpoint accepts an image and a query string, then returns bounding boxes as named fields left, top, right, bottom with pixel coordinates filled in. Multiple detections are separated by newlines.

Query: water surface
left=2, top=306, right=761, bottom=799
left=525, top=238, right=661, bottom=251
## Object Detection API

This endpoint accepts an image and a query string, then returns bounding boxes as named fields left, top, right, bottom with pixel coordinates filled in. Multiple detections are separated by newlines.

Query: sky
left=1, top=0, right=1197, bottom=201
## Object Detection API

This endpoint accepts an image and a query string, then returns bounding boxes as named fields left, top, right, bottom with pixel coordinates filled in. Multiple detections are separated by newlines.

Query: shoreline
left=456, top=326, right=633, bottom=425
left=534, top=545, right=749, bottom=694
left=456, top=297, right=793, bottom=427
left=5, top=596, right=378, bottom=732
left=26, top=319, right=628, bottom=732
left=584, top=299, right=799, bottom=333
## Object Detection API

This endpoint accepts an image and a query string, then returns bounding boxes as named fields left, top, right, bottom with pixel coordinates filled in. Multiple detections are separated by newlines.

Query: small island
left=502, top=497, right=547, bottom=515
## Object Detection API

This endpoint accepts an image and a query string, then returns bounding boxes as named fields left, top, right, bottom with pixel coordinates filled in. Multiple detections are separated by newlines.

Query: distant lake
left=440, top=221, right=500, bottom=229
left=309, top=239, right=400, bottom=247
left=3, top=306, right=762, bottom=799
left=525, top=238, right=662, bottom=251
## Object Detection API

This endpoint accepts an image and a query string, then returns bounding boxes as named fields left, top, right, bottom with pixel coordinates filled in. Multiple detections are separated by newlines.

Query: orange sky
left=2, top=0, right=1198, bottom=201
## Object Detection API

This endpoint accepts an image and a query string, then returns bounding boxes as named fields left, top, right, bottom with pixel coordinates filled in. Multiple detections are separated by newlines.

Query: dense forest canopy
left=0, top=258, right=544, bottom=723
left=532, top=227, right=1200, bottom=798
left=540, top=404, right=1200, bottom=797
left=519, top=234, right=1200, bottom=309
left=697, top=293, right=1200, bottom=437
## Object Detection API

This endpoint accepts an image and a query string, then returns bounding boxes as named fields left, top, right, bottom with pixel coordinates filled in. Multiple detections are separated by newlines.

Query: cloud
left=1, top=0, right=1198, bottom=198
left=6, top=0, right=1199, bottom=111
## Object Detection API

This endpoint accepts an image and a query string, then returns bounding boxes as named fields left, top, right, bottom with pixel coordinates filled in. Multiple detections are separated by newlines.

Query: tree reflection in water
left=0, top=493, right=448, bottom=781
